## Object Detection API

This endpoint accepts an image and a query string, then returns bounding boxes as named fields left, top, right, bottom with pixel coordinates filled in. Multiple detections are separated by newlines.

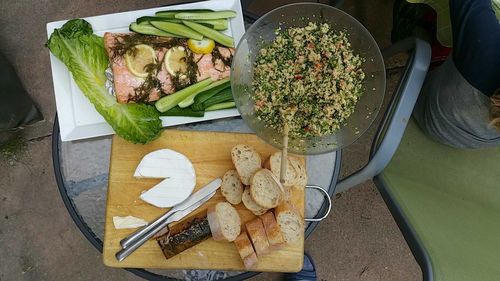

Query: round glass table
left=51, top=3, right=341, bottom=280
left=52, top=115, right=340, bottom=281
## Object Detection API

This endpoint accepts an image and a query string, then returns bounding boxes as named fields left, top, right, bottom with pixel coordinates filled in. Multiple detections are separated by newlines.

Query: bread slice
left=245, top=217, right=270, bottom=256
left=289, top=157, right=307, bottom=188
left=263, top=152, right=297, bottom=186
left=242, top=187, right=268, bottom=215
left=221, top=170, right=244, bottom=205
left=264, top=152, right=307, bottom=188
left=207, top=202, right=241, bottom=242
left=231, top=144, right=262, bottom=185
left=234, top=232, right=258, bottom=269
left=250, top=169, right=284, bottom=209
left=275, top=202, right=303, bottom=243
left=282, top=185, right=294, bottom=204
left=260, top=212, right=285, bottom=250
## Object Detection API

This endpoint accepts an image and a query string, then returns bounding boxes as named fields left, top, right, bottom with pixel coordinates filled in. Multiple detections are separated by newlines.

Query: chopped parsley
left=252, top=22, right=365, bottom=138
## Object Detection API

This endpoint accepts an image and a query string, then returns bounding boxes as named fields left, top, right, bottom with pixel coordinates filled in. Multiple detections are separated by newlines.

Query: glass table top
left=52, top=2, right=341, bottom=279
left=54, top=117, right=339, bottom=280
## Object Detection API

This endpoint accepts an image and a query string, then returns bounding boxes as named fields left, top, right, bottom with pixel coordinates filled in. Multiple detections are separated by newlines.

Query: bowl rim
left=231, top=2, right=386, bottom=155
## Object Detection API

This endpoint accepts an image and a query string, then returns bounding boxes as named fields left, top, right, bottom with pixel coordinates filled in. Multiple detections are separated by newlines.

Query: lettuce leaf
left=46, top=19, right=162, bottom=144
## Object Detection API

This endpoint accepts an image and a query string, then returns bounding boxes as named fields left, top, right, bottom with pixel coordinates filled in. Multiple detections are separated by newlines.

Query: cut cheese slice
left=135, top=149, right=197, bottom=208
left=134, top=149, right=196, bottom=179
left=113, top=216, right=148, bottom=229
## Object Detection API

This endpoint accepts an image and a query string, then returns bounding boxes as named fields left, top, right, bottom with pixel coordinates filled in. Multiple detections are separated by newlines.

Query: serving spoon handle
left=280, top=124, right=289, bottom=185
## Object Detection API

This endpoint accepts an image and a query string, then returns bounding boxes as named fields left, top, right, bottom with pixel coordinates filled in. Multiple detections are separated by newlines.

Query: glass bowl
left=231, top=3, right=386, bottom=154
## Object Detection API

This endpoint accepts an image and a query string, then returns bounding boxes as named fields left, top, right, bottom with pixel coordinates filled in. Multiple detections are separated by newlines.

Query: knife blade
left=152, top=190, right=215, bottom=239
left=166, top=191, right=215, bottom=225
left=169, top=178, right=222, bottom=213
left=119, top=178, right=222, bottom=249
left=115, top=189, right=217, bottom=262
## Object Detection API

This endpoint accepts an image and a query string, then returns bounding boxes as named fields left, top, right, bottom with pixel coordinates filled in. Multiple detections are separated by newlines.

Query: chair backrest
left=378, top=119, right=500, bottom=281
left=335, top=38, right=432, bottom=193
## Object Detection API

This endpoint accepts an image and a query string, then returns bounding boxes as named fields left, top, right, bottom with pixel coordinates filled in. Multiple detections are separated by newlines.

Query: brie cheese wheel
left=140, top=176, right=196, bottom=208
left=134, top=149, right=196, bottom=179
left=135, top=149, right=196, bottom=208
left=113, top=216, right=148, bottom=229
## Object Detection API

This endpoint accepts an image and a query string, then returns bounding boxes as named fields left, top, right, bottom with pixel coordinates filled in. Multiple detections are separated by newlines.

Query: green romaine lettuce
left=46, top=19, right=162, bottom=144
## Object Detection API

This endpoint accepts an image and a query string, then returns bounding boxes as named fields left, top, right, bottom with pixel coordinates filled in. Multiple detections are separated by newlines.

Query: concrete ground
left=0, top=0, right=421, bottom=280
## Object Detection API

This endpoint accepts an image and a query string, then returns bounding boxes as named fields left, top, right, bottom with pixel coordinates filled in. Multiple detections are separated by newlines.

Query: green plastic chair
left=336, top=37, right=500, bottom=281
left=377, top=118, right=500, bottom=281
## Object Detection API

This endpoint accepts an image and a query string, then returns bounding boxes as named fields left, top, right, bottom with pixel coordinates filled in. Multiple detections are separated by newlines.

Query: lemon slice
left=164, top=46, right=188, bottom=76
left=187, top=38, right=215, bottom=54
left=125, top=44, right=156, bottom=78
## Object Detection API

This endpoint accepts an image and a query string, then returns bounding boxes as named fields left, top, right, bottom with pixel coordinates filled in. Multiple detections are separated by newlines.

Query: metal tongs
left=115, top=178, right=222, bottom=262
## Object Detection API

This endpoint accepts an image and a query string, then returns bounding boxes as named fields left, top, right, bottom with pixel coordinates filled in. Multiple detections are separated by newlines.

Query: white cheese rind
left=134, top=148, right=197, bottom=208
left=134, top=149, right=196, bottom=179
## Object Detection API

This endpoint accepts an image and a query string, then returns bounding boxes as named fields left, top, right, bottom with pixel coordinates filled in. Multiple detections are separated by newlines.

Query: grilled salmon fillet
left=103, top=32, right=233, bottom=104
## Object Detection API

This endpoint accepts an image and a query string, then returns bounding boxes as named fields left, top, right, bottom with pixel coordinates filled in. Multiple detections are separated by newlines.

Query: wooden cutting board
left=103, top=129, right=305, bottom=272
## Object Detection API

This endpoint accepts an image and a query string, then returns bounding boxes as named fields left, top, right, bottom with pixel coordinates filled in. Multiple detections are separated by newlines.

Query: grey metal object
left=335, top=38, right=431, bottom=194
left=116, top=190, right=217, bottom=262
left=120, top=178, right=222, bottom=249
left=304, top=185, right=332, bottom=222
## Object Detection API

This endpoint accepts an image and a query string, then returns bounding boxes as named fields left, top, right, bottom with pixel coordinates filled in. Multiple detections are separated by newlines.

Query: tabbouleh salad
left=252, top=22, right=365, bottom=138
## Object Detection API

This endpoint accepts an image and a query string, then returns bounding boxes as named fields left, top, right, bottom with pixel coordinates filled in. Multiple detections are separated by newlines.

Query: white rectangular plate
left=47, top=0, right=244, bottom=142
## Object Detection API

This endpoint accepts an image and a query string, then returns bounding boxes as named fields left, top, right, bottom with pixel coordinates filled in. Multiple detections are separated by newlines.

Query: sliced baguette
left=221, top=170, right=244, bottom=205
left=234, top=232, right=258, bottom=269
left=245, top=217, right=270, bottom=256
left=264, top=152, right=307, bottom=188
left=207, top=202, right=241, bottom=242
left=275, top=202, right=303, bottom=243
left=263, top=152, right=297, bottom=186
left=282, top=185, right=294, bottom=204
left=289, top=157, right=307, bottom=188
left=242, top=187, right=268, bottom=215
left=260, top=212, right=285, bottom=250
left=250, top=169, right=284, bottom=209
left=231, top=144, right=262, bottom=185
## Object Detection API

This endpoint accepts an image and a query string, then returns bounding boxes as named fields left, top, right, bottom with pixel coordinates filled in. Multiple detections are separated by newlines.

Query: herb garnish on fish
left=211, top=47, right=233, bottom=72
left=110, top=33, right=184, bottom=61
left=104, top=32, right=233, bottom=103
left=130, top=54, right=165, bottom=103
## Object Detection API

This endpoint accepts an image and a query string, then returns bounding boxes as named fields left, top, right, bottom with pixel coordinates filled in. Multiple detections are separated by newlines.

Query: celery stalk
left=193, top=19, right=228, bottom=31
left=178, top=78, right=230, bottom=108
left=182, top=21, right=234, bottom=47
left=155, top=78, right=212, bottom=112
left=150, top=21, right=203, bottom=40
left=205, top=101, right=236, bottom=111
left=174, top=11, right=237, bottom=20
